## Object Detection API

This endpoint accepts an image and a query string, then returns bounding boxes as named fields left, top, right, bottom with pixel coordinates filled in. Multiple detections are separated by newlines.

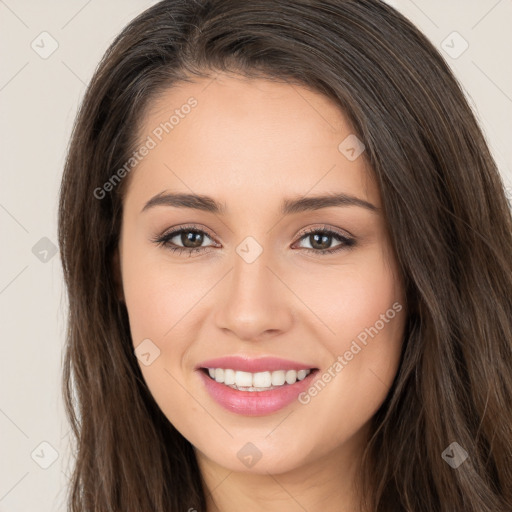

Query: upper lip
left=196, top=356, right=318, bottom=373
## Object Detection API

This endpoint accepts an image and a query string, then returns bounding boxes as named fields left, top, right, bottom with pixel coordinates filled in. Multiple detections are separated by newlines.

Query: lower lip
left=197, top=369, right=318, bottom=416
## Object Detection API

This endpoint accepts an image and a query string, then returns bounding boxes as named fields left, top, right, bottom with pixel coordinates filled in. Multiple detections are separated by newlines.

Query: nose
left=213, top=247, right=294, bottom=342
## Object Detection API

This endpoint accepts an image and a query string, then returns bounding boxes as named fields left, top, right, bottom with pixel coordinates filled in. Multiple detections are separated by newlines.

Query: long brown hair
left=58, top=1, right=512, bottom=510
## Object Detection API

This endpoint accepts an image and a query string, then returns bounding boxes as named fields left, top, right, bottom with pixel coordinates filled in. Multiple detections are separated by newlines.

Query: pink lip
left=195, top=356, right=316, bottom=373
left=197, top=368, right=319, bottom=416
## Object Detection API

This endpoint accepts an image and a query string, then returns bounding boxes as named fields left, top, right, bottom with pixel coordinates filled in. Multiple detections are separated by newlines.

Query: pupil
left=182, top=231, right=203, bottom=248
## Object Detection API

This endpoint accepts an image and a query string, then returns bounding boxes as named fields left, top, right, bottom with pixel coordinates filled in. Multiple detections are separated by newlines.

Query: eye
left=151, top=224, right=356, bottom=256
left=293, top=225, right=356, bottom=255
left=151, top=224, right=218, bottom=257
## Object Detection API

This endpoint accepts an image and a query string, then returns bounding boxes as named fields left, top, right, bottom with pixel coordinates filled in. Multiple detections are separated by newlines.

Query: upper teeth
left=207, top=368, right=312, bottom=389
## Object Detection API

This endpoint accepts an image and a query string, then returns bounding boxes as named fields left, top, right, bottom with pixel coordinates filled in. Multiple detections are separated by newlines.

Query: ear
left=111, top=247, right=125, bottom=303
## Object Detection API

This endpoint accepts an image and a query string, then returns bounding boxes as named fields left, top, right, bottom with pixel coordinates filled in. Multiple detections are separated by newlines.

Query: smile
left=196, top=359, right=319, bottom=416
left=203, top=367, right=313, bottom=391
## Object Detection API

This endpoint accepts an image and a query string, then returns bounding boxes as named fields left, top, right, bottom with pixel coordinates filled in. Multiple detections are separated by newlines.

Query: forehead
left=143, top=73, right=347, bottom=135
left=124, top=73, right=378, bottom=213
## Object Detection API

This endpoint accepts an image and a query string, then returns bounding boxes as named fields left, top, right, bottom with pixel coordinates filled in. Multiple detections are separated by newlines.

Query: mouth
left=196, top=362, right=320, bottom=416
left=199, top=367, right=319, bottom=392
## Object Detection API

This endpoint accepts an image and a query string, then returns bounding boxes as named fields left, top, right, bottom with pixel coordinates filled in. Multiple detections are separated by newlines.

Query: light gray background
left=1, top=1, right=511, bottom=510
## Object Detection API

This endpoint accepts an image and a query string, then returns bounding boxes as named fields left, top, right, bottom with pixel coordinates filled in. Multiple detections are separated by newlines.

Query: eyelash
left=151, top=224, right=356, bottom=257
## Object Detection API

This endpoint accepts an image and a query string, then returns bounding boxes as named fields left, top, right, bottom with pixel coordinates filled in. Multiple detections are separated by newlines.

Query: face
left=117, top=72, right=406, bottom=477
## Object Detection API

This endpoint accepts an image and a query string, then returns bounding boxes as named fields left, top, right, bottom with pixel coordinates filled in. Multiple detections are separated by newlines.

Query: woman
left=58, top=0, right=512, bottom=510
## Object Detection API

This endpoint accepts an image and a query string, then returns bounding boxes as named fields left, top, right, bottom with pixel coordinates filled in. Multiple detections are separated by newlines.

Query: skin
left=115, top=72, right=406, bottom=512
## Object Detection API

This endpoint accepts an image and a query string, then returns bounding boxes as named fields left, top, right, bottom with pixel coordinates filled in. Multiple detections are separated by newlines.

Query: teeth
left=271, top=370, right=286, bottom=386
left=285, top=369, right=296, bottom=384
left=253, top=371, right=272, bottom=387
left=297, top=369, right=309, bottom=381
left=205, top=368, right=312, bottom=391
left=235, top=370, right=253, bottom=387
left=224, top=368, right=236, bottom=385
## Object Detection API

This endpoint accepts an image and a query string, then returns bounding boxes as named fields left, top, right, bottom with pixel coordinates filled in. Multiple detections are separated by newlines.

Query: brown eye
left=294, top=227, right=356, bottom=255
left=174, top=230, right=207, bottom=249
left=152, top=225, right=356, bottom=257
left=152, top=225, right=217, bottom=256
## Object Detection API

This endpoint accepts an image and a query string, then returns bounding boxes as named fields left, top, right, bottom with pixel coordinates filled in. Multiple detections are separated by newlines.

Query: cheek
left=339, top=264, right=401, bottom=347
left=120, top=232, right=198, bottom=345
left=293, top=245, right=403, bottom=349
left=123, top=271, right=182, bottom=344
left=120, top=245, right=202, bottom=432
left=120, top=235, right=208, bottom=398
left=299, top=250, right=405, bottom=422
left=294, top=244, right=405, bottom=412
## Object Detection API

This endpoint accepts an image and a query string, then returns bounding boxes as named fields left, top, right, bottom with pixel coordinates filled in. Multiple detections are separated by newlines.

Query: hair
left=57, top=0, right=512, bottom=510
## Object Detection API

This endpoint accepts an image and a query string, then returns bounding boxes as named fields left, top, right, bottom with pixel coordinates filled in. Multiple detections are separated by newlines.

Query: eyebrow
left=141, top=191, right=379, bottom=215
